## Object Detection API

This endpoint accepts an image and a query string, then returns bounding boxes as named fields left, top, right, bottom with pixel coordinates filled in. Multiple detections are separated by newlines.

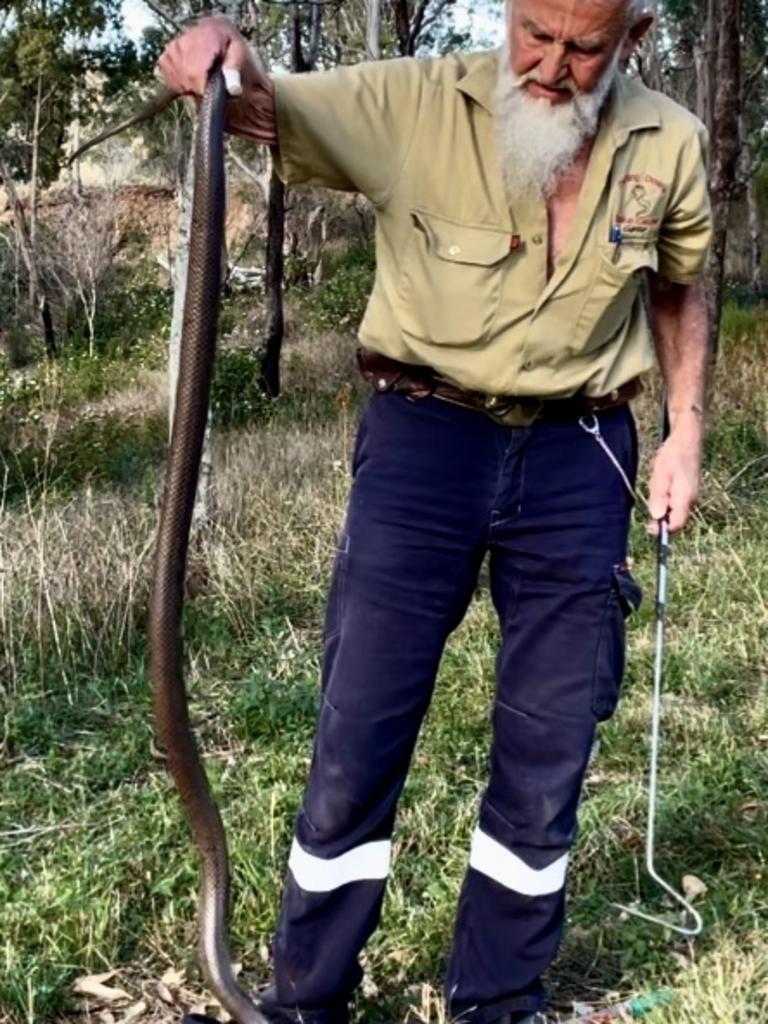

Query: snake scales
left=73, top=70, right=268, bottom=1024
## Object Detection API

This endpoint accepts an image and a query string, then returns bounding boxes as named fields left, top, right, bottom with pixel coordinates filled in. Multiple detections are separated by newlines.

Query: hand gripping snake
left=72, top=70, right=269, bottom=1024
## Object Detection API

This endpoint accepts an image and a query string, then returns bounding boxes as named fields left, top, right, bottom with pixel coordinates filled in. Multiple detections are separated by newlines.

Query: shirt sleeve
left=271, top=58, right=423, bottom=205
left=657, top=122, right=713, bottom=284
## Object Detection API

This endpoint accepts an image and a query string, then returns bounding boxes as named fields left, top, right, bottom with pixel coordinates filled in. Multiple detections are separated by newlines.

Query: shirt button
left=523, top=361, right=534, bottom=371
left=448, top=245, right=462, bottom=256
left=377, top=378, right=388, bottom=390
left=531, top=234, right=544, bottom=246
left=485, top=396, right=499, bottom=408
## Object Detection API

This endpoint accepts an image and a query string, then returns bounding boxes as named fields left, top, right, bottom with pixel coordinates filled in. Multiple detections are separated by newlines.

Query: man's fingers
left=647, top=473, right=696, bottom=535
left=667, top=479, right=695, bottom=534
left=647, top=466, right=671, bottom=528
left=156, top=16, right=252, bottom=98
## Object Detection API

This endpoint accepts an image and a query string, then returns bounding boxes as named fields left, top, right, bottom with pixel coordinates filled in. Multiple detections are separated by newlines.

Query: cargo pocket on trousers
left=591, top=568, right=643, bottom=721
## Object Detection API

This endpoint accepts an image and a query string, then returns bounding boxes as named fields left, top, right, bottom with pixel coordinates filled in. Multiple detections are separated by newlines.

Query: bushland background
left=1, top=1, right=766, bottom=1022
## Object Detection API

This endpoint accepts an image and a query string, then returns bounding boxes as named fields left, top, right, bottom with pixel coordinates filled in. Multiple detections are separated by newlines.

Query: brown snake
left=73, top=71, right=268, bottom=1024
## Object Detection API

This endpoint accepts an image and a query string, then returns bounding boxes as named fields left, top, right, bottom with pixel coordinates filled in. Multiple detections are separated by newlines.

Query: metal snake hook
left=579, top=405, right=703, bottom=936
left=611, top=514, right=703, bottom=938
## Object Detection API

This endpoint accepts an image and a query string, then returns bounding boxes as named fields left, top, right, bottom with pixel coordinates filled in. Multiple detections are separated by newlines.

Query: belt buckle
left=483, top=394, right=543, bottom=427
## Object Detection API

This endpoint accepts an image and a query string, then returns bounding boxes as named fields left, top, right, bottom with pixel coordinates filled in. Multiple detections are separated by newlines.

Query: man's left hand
left=647, top=430, right=703, bottom=534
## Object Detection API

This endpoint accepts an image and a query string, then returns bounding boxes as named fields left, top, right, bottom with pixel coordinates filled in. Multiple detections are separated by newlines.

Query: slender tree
left=706, top=0, right=743, bottom=351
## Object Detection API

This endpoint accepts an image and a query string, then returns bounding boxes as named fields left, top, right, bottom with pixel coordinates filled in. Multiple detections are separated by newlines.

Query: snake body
left=74, top=73, right=267, bottom=1024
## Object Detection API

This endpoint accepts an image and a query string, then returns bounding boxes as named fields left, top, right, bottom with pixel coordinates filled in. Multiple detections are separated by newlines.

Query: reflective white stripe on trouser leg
left=469, top=828, right=569, bottom=896
left=288, top=837, right=392, bottom=893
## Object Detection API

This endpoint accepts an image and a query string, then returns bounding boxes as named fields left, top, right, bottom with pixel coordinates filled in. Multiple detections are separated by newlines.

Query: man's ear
left=621, top=13, right=654, bottom=61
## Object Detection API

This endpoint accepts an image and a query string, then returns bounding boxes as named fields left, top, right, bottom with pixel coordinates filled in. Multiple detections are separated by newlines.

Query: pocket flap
left=614, top=567, right=643, bottom=617
left=412, top=210, right=512, bottom=266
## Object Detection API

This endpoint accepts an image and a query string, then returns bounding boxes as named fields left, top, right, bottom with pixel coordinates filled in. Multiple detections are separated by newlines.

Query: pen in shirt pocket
left=609, top=224, right=623, bottom=264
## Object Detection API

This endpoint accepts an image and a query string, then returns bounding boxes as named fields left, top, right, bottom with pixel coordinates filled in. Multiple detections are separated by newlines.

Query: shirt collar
left=605, top=74, right=661, bottom=144
left=455, top=52, right=498, bottom=114
left=456, top=52, right=662, bottom=141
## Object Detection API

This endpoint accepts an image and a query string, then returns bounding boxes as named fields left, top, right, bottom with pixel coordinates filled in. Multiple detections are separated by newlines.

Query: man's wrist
left=668, top=402, right=705, bottom=429
left=667, top=407, right=705, bottom=449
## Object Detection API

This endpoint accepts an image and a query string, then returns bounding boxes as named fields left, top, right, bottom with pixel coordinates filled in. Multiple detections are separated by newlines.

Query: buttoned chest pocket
left=575, top=241, right=658, bottom=352
left=396, top=210, right=512, bottom=347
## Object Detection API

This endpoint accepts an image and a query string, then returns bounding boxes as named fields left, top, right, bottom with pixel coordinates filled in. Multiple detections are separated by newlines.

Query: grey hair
left=507, top=0, right=653, bottom=21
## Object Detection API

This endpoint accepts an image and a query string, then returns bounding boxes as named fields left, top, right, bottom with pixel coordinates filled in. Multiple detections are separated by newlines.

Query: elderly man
left=160, top=1, right=711, bottom=1021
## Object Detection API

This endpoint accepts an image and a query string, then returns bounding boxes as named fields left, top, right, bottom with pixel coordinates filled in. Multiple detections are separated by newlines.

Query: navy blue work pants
left=272, top=392, right=640, bottom=1021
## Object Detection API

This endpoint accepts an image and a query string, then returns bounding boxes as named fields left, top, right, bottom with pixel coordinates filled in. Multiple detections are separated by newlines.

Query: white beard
left=494, top=42, right=621, bottom=203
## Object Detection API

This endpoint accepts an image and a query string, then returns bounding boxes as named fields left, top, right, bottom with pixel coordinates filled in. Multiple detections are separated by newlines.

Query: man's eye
left=568, top=43, right=602, bottom=55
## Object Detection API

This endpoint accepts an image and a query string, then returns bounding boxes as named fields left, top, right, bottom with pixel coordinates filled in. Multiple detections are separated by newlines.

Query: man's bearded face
left=494, top=42, right=620, bottom=203
left=494, top=0, right=645, bottom=201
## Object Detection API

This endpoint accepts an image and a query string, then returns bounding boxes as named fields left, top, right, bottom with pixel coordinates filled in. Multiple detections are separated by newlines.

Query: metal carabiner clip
left=578, top=413, right=601, bottom=438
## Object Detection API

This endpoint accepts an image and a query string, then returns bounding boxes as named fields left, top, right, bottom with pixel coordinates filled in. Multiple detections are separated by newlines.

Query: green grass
left=0, top=324, right=767, bottom=1023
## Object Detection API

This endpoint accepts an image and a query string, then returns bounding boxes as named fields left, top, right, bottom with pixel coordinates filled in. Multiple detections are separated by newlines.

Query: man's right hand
left=157, top=15, right=277, bottom=144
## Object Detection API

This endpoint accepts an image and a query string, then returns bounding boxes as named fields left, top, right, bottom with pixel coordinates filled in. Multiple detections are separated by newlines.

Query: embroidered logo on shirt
left=614, top=173, right=669, bottom=238
left=628, top=184, right=651, bottom=216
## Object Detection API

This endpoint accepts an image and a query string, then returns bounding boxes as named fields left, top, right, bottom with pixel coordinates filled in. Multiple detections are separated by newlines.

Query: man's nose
left=538, top=42, right=570, bottom=85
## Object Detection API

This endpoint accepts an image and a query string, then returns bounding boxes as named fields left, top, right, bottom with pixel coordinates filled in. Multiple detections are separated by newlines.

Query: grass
left=0, top=314, right=767, bottom=1024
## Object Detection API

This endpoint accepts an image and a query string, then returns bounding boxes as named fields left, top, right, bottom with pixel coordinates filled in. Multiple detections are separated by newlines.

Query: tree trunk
left=366, top=0, right=382, bottom=60
left=29, top=74, right=43, bottom=252
left=71, top=79, right=82, bottom=199
left=258, top=1, right=324, bottom=397
left=259, top=164, right=285, bottom=397
left=308, top=0, right=323, bottom=67
left=747, top=174, right=765, bottom=294
left=706, top=0, right=742, bottom=355
left=392, top=0, right=412, bottom=56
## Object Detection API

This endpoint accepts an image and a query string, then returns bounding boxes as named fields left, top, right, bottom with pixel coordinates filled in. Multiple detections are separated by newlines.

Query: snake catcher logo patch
left=614, top=173, right=668, bottom=237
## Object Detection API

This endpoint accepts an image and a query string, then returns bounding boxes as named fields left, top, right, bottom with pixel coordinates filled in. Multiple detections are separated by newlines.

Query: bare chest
left=546, top=155, right=592, bottom=275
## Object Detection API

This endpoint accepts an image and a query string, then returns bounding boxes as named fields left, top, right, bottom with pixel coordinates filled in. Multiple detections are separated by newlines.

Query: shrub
left=80, top=271, right=171, bottom=358
left=297, top=242, right=375, bottom=334
left=1, top=412, right=166, bottom=504
left=210, top=346, right=266, bottom=429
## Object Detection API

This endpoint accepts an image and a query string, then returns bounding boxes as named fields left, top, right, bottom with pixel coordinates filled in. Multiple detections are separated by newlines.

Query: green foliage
left=210, top=346, right=267, bottom=429
left=0, top=344, right=162, bottom=423
left=297, top=242, right=376, bottom=334
left=0, top=0, right=140, bottom=186
left=1, top=411, right=166, bottom=503
left=719, top=298, right=765, bottom=339
left=81, top=272, right=172, bottom=359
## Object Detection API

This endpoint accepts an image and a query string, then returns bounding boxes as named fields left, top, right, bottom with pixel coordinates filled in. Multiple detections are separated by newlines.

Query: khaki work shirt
left=272, top=51, right=712, bottom=398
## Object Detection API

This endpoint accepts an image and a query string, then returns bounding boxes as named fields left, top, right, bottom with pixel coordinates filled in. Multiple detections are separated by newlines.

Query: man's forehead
left=511, top=0, right=633, bottom=37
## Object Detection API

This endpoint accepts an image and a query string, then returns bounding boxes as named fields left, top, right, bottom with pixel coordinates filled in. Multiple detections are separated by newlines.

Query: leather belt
left=357, top=348, right=642, bottom=428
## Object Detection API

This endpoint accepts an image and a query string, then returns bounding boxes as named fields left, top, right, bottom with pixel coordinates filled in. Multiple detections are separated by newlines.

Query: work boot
left=256, top=984, right=351, bottom=1024
left=181, top=985, right=350, bottom=1024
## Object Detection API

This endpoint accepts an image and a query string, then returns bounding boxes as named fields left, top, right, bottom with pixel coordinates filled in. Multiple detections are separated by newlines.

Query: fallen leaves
left=155, top=981, right=175, bottom=1006
left=72, top=965, right=193, bottom=1022
left=72, top=971, right=131, bottom=1005
left=122, top=999, right=148, bottom=1023
left=682, top=873, right=709, bottom=902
